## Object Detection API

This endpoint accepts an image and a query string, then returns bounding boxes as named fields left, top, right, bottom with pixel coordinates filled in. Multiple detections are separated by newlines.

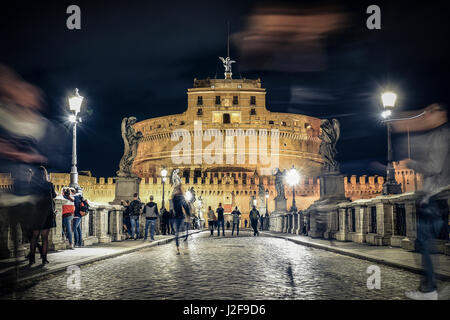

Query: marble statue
left=319, top=119, right=341, bottom=173
left=117, top=116, right=143, bottom=177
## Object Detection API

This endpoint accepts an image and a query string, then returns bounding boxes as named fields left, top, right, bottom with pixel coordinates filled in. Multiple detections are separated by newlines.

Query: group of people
left=61, top=186, right=90, bottom=249
left=120, top=186, right=267, bottom=255
left=206, top=203, right=262, bottom=237
left=121, top=191, right=201, bottom=243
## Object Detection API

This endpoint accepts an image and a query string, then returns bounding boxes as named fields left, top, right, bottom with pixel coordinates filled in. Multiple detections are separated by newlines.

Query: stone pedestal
left=275, top=197, right=287, bottom=212
left=270, top=196, right=288, bottom=232
left=307, top=172, right=349, bottom=238
left=320, top=172, right=346, bottom=201
left=111, top=176, right=141, bottom=204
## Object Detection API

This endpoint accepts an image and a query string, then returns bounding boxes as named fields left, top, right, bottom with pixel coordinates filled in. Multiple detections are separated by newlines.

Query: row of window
left=197, top=96, right=256, bottom=106
left=197, top=109, right=256, bottom=119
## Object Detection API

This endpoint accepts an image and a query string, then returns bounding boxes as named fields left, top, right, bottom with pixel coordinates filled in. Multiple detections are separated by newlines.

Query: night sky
left=1, top=0, right=449, bottom=178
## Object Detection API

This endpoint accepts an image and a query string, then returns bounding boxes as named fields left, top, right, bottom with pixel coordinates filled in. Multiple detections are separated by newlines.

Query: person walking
left=395, top=103, right=450, bottom=300
left=249, top=205, right=261, bottom=236
left=231, top=206, right=241, bottom=236
left=259, top=214, right=264, bottom=231
left=171, top=185, right=190, bottom=255
left=216, top=203, right=225, bottom=236
left=28, top=166, right=56, bottom=265
left=61, top=187, right=75, bottom=249
left=129, top=193, right=142, bottom=240
left=244, top=219, right=248, bottom=229
left=207, top=206, right=216, bottom=236
left=143, top=195, right=159, bottom=241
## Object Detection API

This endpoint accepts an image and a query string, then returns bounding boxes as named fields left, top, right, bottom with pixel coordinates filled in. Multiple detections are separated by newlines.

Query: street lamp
left=265, top=189, right=269, bottom=216
left=285, top=165, right=300, bottom=212
left=68, top=88, right=84, bottom=189
left=381, top=91, right=402, bottom=195
left=161, top=168, right=168, bottom=208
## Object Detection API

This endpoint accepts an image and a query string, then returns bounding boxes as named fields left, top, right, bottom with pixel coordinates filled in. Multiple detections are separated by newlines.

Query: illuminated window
left=231, top=112, right=241, bottom=123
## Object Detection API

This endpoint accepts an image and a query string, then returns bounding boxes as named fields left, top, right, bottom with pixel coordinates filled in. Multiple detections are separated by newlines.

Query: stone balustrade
left=268, top=186, right=450, bottom=255
left=0, top=196, right=126, bottom=259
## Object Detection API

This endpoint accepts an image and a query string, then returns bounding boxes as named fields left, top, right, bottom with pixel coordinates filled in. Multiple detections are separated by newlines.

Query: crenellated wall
left=0, top=160, right=423, bottom=222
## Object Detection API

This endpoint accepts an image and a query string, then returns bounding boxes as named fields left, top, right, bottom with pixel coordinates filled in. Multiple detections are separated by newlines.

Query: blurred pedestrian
left=0, top=65, right=47, bottom=263
left=207, top=206, right=216, bottom=236
left=216, top=203, right=225, bottom=236
left=244, top=219, right=248, bottom=229
left=249, top=205, right=260, bottom=236
left=171, top=185, right=190, bottom=255
left=394, top=103, right=450, bottom=300
left=231, top=206, right=241, bottom=236
left=129, top=193, right=142, bottom=240
left=143, top=195, right=158, bottom=241
left=28, top=166, right=56, bottom=265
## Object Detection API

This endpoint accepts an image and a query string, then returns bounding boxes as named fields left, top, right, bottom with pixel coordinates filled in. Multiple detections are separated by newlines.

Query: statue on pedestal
left=171, top=169, right=182, bottom=187
left=273, top=168, right=286, bottom=200
left=319, top=119, right=341, bottom=173
left=117, top=116, right=143, bottom=177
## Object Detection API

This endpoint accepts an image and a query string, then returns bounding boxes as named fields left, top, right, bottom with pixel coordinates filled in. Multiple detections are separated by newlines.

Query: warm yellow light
left=185, top=190, right=193, bottom=202
left=161, top=168, right=168, bottom=177
left=286, top=167, right=300, bottom=186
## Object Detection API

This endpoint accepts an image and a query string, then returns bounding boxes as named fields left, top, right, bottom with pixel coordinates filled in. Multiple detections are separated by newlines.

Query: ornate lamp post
left=161, top=168, right=168, bottom=208
left=68, top=88, right=84, bottom=189
left=286, top=165, right=300, bottom=212
left=381, top=91, right=402, bottom=195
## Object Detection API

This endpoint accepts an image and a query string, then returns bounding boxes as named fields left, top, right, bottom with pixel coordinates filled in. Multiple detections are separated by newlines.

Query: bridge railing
left=267, top=186, right=450, bottom=255
left=0, top=196, right=125, bottom=259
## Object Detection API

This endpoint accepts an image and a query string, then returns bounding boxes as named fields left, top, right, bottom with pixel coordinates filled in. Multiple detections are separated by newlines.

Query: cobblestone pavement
left=2, top=231, right=450, bottom=300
